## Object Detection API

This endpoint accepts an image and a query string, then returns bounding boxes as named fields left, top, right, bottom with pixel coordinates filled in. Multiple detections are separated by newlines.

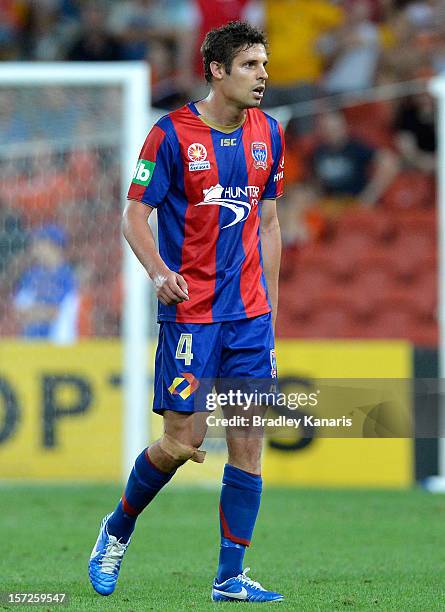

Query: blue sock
left=216, top=464, right=262, bottom=583
left=107, top=448, right=175, bottom=542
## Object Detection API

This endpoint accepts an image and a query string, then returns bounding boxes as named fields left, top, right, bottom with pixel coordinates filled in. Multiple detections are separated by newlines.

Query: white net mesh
left=0, top=84, right=124, bottom=341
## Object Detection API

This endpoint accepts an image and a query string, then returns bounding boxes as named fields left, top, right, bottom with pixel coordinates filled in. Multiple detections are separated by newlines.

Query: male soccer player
left=88, top=21, right=284, bottom=602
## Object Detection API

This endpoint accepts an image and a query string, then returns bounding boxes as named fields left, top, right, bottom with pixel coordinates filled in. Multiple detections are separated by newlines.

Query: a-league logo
left=188, top=142, right=211, bottom=172
left=251, top=142, right=268, bottom=170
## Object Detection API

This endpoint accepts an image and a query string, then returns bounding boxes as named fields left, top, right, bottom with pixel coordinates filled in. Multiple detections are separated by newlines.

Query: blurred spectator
left=25, top=2, right=63, bottom=60
left=13, top=224, right=79, bottom=343
left=309, top=111, right=399, bottom=208
left=0, top=0, right=28, bottom=59
left=65, top=2, right=124, bottom=61
left=380, top=1, right=438, bottom=80
left=108, top=0, right=196, bottom=100
left=320, top=0, right=382, bottom=94
left=279, top=105, right=400, bottom=259
left=394, top=91, right=436, bottom=173
left=343, top=0, right=394, bottom=23
left=191, top=0, right=258, bottom=81
left=264, top=0, right=343, bottom=111
left=150, top=40, right=188, bottom=109
left=0, top=143, right=74, bottom=226
left=108, top=0, right=194, bottom=59
left=278, top=184, right=328, bottom=248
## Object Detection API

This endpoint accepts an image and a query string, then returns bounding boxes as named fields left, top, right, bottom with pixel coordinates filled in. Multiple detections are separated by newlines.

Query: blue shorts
left=153, top=313, right=276, bottom=414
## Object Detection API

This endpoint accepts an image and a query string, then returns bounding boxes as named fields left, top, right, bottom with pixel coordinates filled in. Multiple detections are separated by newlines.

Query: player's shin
left=216, top=464, right=262, bottom=583
left=107, top=447, right=176, bottom=542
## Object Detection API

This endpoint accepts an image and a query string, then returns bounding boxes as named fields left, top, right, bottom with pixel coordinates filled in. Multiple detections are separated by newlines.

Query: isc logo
left=220, top=138, right=237, bottom=147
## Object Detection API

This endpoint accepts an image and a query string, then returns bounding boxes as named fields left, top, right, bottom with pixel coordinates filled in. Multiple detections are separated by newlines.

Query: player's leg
left=212, top=313, right=283, bottom=602
left=89, top=320, right=217, bottom=595
left=216, top=410, right=265, bottom=583
left=88, top=411, right=207, bottom=596
left=106, top=409, right=208, bottom=542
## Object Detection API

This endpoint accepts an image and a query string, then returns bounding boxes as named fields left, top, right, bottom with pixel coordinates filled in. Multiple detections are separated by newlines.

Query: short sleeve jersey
left=128, top=102, right=285, bottom=323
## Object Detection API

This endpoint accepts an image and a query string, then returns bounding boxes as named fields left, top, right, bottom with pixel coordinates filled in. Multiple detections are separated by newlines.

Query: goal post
left=0, top=62, right=151, bottom=480
left=429, top=76, right=445, bottom=484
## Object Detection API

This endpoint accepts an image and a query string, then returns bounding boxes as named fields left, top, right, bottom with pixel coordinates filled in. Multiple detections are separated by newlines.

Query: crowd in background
left=0, top=1, right=443, bottom=104
left=0, top=0, right=440, bottom=340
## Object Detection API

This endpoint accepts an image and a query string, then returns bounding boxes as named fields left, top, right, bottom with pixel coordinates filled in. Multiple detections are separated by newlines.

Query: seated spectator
left=264, top=0, right=343, bottom=117
left=394, top=91, right=436, bottom=173
left=0, top=143, right=74, bottom=226
left=150, top=39, right=188, bottom=110
left=65, top=2, right=123, bottom=61
left=191, top=0, right=258, bottom=79
left=108, top=0, right=195, bottom=60
left=320, top=0, right=382, bottom=94
left=278, top=184, right=328, bottom=248
left=13, top=224, right=79, bottom=343
left=310, top=111, right=399, bottom=208
left=0, top=0, right=28, bottom=59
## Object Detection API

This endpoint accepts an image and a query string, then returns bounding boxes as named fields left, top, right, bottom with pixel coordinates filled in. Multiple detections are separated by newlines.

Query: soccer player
left=88, top=21, right=284, bottom=602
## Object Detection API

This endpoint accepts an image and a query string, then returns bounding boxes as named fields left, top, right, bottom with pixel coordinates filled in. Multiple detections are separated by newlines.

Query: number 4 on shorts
left=175, top=333, right=193, bottom=365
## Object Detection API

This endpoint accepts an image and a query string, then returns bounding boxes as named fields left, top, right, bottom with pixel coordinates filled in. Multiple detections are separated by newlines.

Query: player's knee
left=160, top=433, right=206, bottom=465
left=190, top=432, right=206, bottom=449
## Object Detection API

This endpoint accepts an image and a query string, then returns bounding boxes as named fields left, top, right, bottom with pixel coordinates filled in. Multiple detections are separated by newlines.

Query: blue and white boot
left=212, top=567, right=284, bottom=602
left=88, top=513, right=131, bottom=595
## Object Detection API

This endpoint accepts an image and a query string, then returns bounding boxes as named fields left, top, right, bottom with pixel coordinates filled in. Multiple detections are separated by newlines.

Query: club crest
left=251, top=141, right=268, bottom=170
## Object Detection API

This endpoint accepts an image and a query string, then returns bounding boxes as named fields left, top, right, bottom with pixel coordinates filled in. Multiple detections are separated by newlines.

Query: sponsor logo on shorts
left=132, top=159, right=155, bottom=186
left=188, top=142, right=210, bottom=171
left=168, top=372, right=200, bottom=399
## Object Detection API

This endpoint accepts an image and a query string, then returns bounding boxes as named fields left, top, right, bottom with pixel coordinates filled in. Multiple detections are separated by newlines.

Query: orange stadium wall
left=0, top=340, right=413, bottom=487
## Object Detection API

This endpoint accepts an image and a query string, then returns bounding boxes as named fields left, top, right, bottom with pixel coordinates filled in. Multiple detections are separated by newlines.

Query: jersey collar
left=187, top=102, right=246, bottom=134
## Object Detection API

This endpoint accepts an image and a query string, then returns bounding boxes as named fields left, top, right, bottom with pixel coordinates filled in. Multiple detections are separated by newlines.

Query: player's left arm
left=260, top=199, right=282, bottom=333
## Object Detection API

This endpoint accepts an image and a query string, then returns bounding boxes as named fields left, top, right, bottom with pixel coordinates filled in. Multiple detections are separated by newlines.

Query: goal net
left=0, top=63, right=151, bottom=480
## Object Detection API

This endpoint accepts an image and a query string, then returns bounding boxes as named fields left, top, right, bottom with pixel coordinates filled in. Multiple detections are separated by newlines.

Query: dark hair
left=201, top=21, right=268, bottom=84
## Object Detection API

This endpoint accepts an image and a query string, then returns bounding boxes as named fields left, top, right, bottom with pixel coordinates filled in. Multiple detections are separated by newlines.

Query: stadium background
left=0, top=1, right=444, bottom=609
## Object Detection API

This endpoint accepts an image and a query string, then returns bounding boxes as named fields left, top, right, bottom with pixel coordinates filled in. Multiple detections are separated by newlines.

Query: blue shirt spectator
left=14, top=224, right=78, bottom=341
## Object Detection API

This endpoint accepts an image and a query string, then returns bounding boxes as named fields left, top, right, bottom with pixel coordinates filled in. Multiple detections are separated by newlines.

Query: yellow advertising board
left=177, top=340, right=413, bottom=488
left=0, top=341, right=122, bottom=480
left=0, top=340, right=413, bottom=487
left=262, top=341, right=413, bottom=488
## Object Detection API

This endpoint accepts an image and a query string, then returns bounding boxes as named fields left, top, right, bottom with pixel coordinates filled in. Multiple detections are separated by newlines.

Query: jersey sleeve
left=127, top=123, right=174, bottom=207
left=262, top=121, right=285, bottom=200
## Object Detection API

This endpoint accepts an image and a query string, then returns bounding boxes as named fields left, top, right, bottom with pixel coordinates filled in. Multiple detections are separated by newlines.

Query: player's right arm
left=125, top=122, right=188, bottom=306
left=122, top=200, right=189, bottom=306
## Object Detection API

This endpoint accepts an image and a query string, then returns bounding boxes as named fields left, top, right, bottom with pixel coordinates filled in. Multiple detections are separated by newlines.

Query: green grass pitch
left=1, top=484, right=444, bottom=611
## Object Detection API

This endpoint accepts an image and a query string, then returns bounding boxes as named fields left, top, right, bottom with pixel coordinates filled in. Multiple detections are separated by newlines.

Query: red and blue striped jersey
left=127, top=102, right=285, bottom=323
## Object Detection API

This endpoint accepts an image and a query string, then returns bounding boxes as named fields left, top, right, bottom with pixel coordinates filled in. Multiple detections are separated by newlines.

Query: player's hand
left=152, top=269, right=189, bottom=305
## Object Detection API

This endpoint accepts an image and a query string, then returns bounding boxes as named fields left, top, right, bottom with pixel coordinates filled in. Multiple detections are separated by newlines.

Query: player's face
left=221, top=44, right=268, bottom=109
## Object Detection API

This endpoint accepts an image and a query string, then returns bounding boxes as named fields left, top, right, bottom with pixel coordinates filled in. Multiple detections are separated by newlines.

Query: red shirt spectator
left=193, top=0, right=251, bottom=77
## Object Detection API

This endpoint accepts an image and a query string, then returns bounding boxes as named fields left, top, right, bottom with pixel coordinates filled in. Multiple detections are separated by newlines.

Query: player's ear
left=209, top=61, right=225, bottom=81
